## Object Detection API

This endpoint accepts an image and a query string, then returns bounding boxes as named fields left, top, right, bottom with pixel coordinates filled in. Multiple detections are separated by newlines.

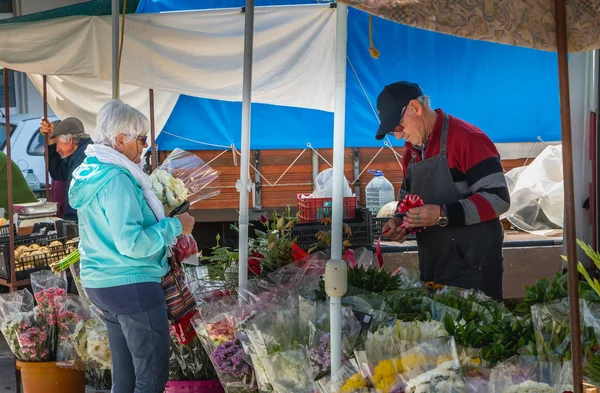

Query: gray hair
left=58, top=133, right=90, bottom=144
left=93, top=99, right=149, bottom=146
left=416, top=95, right=431, bottom=109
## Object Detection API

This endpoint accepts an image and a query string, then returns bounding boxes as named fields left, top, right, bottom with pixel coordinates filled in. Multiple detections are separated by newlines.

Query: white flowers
left=503, top=381, right=555, bottom=393
left=405, top=361, right=467, bottom=393
left=150, top=169, right=189, bottom=213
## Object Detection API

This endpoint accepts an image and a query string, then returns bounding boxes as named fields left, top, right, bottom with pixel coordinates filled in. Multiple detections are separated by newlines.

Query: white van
left=1, top=114, right=59, bottom=188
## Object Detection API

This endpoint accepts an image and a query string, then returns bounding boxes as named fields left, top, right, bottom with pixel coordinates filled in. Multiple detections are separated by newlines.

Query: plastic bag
left=311, top=168, right=353, bottom=198
left=56, top=294, right=90, bottom=369
left=260, top=348, right=317, bottom=393
left=399, top=337, right=467, bottom=393
left=150, top=148, right=220, bottom=215
left=173, top=233, right=200, bottom=266
left=0, top=289, right=37, bottom=360
left=70, top=309, right=112, bottom=370
left=30, top=270, right=68, bottom=360
left=317, top=359, right=369, bottom=393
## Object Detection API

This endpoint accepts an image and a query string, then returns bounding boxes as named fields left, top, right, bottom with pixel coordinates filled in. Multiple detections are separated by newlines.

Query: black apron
left=408, top=114, right=504, bottom=300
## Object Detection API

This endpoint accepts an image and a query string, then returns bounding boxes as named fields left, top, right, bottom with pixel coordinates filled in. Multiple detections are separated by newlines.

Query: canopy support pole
left=555, top=0, right=583, bottom=391
left=329, top=2, right=348, bottom=378
left=238, top=0, right=254, bottom=302
left=112, top=0, right=119, bottom=99
left=5, top=69, right=15, bottom=289
left=149, top=89, right=157, bottom=171
left=42, top=75, right=50, bottom=200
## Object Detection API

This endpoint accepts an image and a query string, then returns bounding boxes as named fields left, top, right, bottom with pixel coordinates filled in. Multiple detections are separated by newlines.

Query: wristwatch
left=437, top=205, right=449, bottom=227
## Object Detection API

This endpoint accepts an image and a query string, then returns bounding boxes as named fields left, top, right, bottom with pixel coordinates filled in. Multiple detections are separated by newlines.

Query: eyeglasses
left=138, top=136, right=148, bottom=145
left=388, top=106, right=407, bottom=136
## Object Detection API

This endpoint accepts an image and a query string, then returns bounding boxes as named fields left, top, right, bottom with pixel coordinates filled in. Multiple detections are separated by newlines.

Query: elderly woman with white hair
left=69, top=99, right=195, bottom=393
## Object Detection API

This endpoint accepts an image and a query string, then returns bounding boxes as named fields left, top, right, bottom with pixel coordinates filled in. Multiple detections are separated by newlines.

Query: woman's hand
left=176, top=213, right=195, bottom=235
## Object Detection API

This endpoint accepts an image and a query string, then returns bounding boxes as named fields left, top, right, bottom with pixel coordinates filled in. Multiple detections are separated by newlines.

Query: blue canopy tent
left=137, top=0, right=560, bottom=152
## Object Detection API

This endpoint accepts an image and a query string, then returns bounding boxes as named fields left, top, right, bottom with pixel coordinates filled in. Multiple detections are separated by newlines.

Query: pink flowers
left=206, top=319, right=235, bottom=344
left=16, top=323, right=52, bottom=361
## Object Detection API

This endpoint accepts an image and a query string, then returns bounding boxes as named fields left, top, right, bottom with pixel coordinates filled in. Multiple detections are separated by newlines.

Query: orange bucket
left=16, top=360, right=86, bottom=393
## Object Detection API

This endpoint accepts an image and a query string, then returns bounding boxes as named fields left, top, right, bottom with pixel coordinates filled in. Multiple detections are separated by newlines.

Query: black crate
left=292, top=208, right=373, bottom=251
left=372, top=216, right=416, bottom=242
left=0, top=234, right=69, bottom=282
left=0, top=224, right=16, bottom=239
left=373, top=217, right=390, bottom=239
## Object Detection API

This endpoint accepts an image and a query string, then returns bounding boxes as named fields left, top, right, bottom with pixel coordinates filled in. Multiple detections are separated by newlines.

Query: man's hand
left=404, top=204, right=442, bottom=228
left=382, top=217, right=408, bottom=242
left=40, top=118, right=56, bottom=145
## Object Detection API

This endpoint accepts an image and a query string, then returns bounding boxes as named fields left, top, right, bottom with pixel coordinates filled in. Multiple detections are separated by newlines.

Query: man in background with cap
left=379, top=81, right=510, bottom=300
left=40, top=117, right=93, bottom=222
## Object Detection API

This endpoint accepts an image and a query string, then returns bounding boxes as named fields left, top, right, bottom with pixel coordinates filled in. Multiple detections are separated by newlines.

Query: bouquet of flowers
left=30, top=270, right=68, bottom=360
left=0, top=289, right=47, bottom=362
left=56, top=294, right=89, bottom=368
left=150, top=148, right=220, bottom=216
left=169, top=332, right=218, bottom=381
left=150, top=149, right=220, bottom=267
left=70, top=306, right=112, bottom=370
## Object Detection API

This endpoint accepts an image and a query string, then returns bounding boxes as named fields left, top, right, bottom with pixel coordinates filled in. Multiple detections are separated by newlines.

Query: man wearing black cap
left=40, top=117, right=93, bottom=222
left=379, top=81, right=510, bottom=300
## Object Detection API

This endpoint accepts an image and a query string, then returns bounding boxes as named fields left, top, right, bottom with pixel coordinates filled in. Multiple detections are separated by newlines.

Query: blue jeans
left=95, top=303, right=170, bottom=393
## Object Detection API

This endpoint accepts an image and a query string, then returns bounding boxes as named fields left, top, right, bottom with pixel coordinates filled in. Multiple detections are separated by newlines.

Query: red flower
left=248, top=251, right=263, bottom=275
left=260, top=215, right=269, bottom=224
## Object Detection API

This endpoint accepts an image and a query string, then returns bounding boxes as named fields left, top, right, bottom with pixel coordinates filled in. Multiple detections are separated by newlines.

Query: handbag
left=161, top=252, right=197, bottom=323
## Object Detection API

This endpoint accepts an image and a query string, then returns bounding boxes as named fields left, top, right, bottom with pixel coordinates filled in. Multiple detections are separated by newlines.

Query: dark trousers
left=92, top=302, right=170, bottom=393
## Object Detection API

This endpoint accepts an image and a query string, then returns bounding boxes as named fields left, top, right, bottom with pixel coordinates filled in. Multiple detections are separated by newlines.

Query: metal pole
left=149, top=89, right=157, bottom=171
left=238, top=0, right=254, bottom=301
left=112, top=0, right=119, bottom=99
left=42, top=76, right=50, bottom=200
left=327, top=3, right=348, bottom=378
left=5, top=69, right=15, bottom=288
left=555, top=0, right=583, bottom=391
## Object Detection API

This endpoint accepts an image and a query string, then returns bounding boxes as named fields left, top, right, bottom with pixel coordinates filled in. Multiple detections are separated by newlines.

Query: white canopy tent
left=0, top=5, right=336, bottom=133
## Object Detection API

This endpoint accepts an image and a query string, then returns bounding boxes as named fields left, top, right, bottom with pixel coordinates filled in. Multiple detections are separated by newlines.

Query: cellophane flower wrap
left=70, top=305, right=112, bottom=370
left=150, top=148, right=221, bottom=265
left=56, top=294, right=89, bottom=369
left=243, top=305, right=317, bottom=393
left=0, top=289, right=39, bottom=361
left=193, top=297, right=259, bottom=393
left=30, top=270, right=68, bottom=360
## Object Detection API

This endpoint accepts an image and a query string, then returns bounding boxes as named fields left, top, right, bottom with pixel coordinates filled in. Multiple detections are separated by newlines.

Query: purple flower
left=210, top=340, right=253, bottom=382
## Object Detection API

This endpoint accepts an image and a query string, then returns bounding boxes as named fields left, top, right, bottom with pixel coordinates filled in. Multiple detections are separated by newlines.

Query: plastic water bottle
left=24, top=169, right=40, bottom=191
left=365, top=170, right=395, bottom=216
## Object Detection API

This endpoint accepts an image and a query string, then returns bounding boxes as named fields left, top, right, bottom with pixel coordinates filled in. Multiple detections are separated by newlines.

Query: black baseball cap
left=375, top=81, right=423, bottom=140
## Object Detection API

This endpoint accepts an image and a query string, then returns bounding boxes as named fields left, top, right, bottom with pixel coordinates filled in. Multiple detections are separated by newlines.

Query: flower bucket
left=16, top=360, right=86, bottom=393
left=165, top=380, right=225, bottom=393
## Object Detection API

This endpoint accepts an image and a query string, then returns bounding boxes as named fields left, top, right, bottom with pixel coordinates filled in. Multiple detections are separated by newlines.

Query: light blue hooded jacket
left=69, top=156, right=182, bottom=289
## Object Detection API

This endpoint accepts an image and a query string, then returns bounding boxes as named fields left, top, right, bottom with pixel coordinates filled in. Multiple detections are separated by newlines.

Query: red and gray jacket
left=396, top=109, right=510, bottom=226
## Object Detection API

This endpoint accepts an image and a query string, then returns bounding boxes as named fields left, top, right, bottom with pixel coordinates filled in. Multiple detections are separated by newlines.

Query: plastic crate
left=372, top=216, right=416, bottom=241
left=0, top=235, right=75, bottom=282
left=0, top=224, right=16, bottom=239
left=297, top=193, right=357, bottom=223
left=292, top=208, right=373, bottom=251
left=372, top=217, right=390, bottom=239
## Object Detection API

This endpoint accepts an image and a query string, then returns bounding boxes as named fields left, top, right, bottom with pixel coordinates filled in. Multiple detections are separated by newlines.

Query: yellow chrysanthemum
left=373, top=360, right=398, bottom=392
left=340, top=373, right=367, bottom=392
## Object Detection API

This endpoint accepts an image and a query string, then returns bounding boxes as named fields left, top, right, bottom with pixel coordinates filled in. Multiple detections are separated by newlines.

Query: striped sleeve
left=445, top=135, right=510, bottom=226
